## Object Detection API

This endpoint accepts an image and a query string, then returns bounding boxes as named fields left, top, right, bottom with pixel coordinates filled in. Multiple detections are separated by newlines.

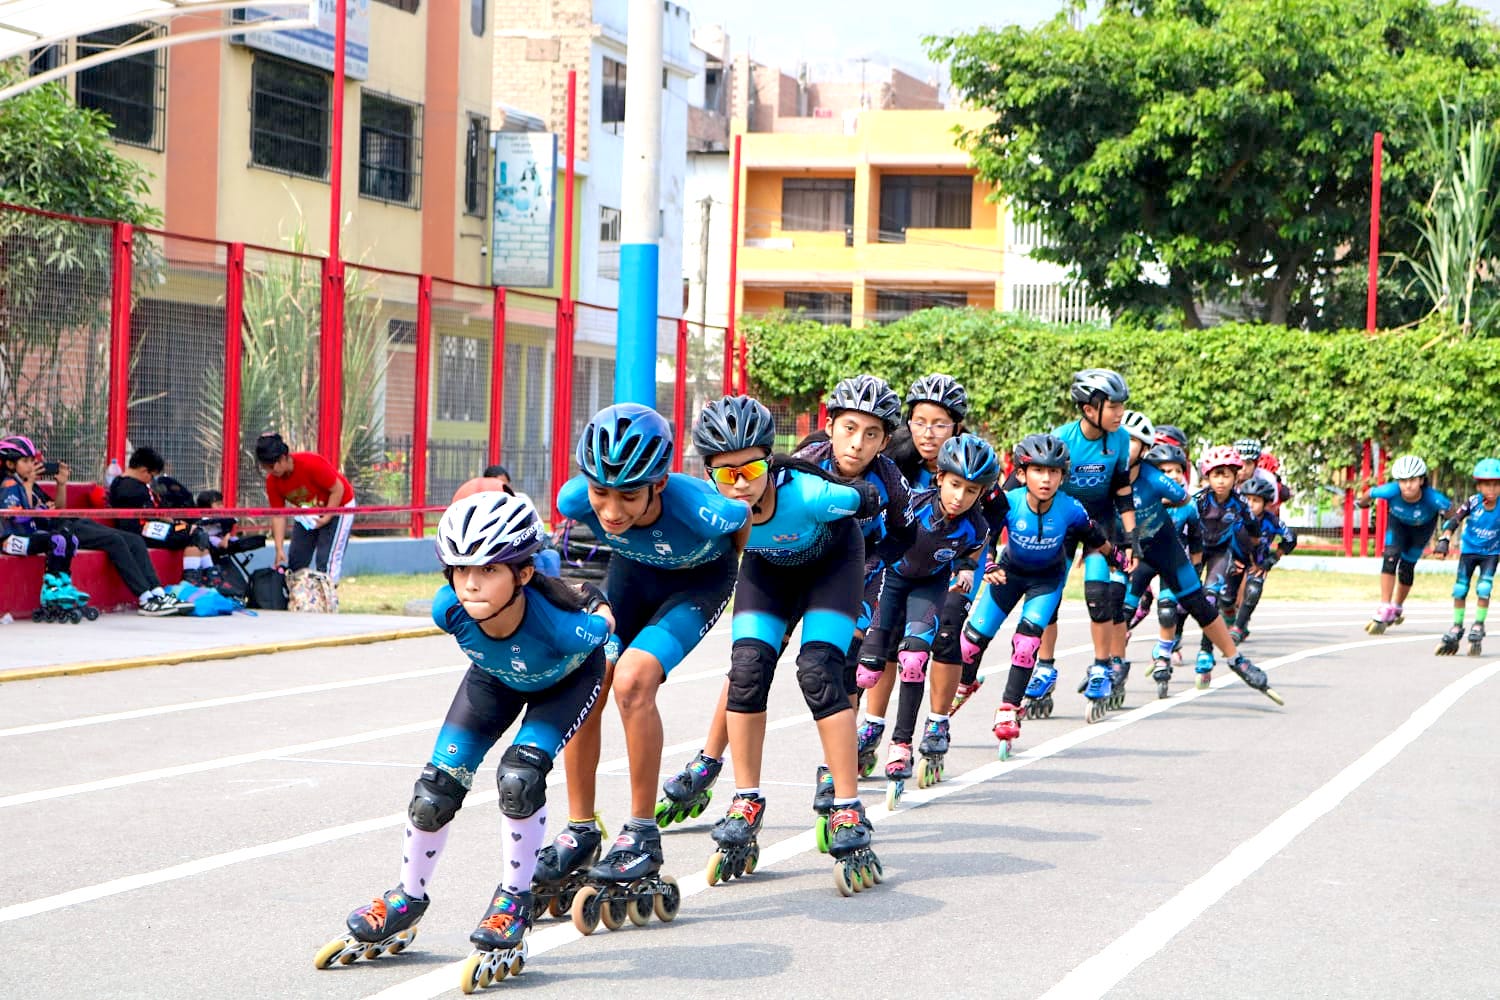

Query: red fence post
left=551, top=299, right=575, bottom=515
left=1359, top=439, right=1373, bottom=556
left=106, top=221, right=134, bottom=465
left=673, top=319, right=688, bottom=472
left=410, top=276, right=433, bottom=539
left=319, top=258, right=345, bottom=464
left=1343, top=465, right=1355, bottom=558
left=487, top=286, right=507, bottom=468
left=1375, top=445, right=1388, bottom=552
left=222, top=242, right=246, bottom=504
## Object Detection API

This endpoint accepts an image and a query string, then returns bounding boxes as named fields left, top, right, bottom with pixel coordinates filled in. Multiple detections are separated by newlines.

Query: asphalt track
left=3, top=599, right=1496, bottom=999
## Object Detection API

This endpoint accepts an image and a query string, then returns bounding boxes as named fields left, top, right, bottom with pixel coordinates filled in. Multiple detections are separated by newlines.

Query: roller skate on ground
left=1022, top=661, right=1056, bottom=719
left=459, top=888, right=530, bottom=993
left=1436, top=624, right=1464, bottom=656
left=992, top=703, right=1021, bottom=760
left=917, top=718, right=949, bottom=786
left=883, top=742, right=913, bottom=810
left=1228, top=654, right=1284, bottom=706
left=1469, top=622, right=1486, bottom=656
left=531, top=818, right=603, bottom=919
left=948, top=677, right=984, bottom=716
left=828, top=801, right=883, bottom=897
left=314, top=885, right=429, bottom=969
left=1083, top=662, right=1113, bottom=723
left=570, top=822, right=680, bottom=935
left=1106, top=658, right=1130, bottom=710
left=656, top=752, right=721, bottom=827
left=35, top=572, right=99, bottom=623
left=813, top=765, right=836, bottom=852
left=1365, top=603, right=1396, bottom=635
left=1151, top=641, right=1176, bottom=699
left=1390, top=605, right=1406, bottom=626
left=856, top=718, right=886, bottom=778
left=707, top=793, right=764, bottom=885
left=1195, top=649, right=1215, bottom=688
left=1128, top=590, right=1154, bottom=630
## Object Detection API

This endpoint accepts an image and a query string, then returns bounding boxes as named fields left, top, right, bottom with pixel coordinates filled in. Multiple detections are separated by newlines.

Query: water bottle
left=105, top=458, right=121, bottom=487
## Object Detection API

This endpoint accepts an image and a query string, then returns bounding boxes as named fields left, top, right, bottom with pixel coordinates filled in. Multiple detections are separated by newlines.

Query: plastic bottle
left=105, top=458, right=121, bottom=487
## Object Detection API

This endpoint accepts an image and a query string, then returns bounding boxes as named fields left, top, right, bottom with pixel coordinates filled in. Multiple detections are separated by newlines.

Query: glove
left=1435, top=536, right=1451, bottom=557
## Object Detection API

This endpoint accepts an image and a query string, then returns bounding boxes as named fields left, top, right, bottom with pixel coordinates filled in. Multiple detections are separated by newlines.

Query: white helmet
left=1391, top=455, right=1428, bottom=480
left=1121, top=410, right=1155, bottom=446
left=436, top=491, right=545, bottom=567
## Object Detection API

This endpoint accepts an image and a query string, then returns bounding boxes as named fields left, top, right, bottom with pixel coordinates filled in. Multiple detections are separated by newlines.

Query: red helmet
left=1257, top=451, right=1280, bottom=474
left=1198, top=445, right=1244, bottom=477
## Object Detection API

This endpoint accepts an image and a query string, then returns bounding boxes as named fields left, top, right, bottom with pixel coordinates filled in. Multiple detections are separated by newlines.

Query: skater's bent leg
left=700, top=679, right=731, bottom=760
left=611, top=648, right=666, bottom=818
left=402, top=764, right=467, bottom=897
left=814, top=710, right=859, bottom=799
left=929, top=660, right=960, bottom=714
left=496, top=744, right=554, bottom=892
left=561, top=660, right=613, bottom=822
left=725, top=637, right=777, bottom=789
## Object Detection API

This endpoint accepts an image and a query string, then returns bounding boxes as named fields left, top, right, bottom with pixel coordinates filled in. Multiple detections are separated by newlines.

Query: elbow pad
left=1113, top=489, right=1135, bottom=516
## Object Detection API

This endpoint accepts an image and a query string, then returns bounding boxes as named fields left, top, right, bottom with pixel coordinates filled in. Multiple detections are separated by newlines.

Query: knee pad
left=1479, top=573, right=1495, bottom=601
left=1381, top=550, right=1400, bottom=576
left=1157, top=598, right=1179, bottom=630
left=931, top=621, right=962, bottom=664
left=959, top=622, right=990, bottom=667
left=1011, top=625, right=1043, bottom=669
left=409, top=764, right=468, bottom=831
left=1179, top=588, right=1220, bottom=628
left=842, top=640, right=862, bottom=696
left=496, top=744, right=552, bottom=819
left=1109, top=581, right=1127, bottom=624
left=796, top=641, right=850, bottom=720
left=896, top=638, right=929, bottom=682
left=727, top=639, right=778, bottom=714
left=1397, top=559, right=1416, bottom=587
left=1083, top=579, right=1113, bottom=624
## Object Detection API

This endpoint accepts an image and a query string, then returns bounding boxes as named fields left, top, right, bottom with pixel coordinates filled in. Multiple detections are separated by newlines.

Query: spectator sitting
left=189, top=489, right=266, bottom=587
left=256, top=432, right=357, bottom=582
left=108, top=447, right=213, bottom=564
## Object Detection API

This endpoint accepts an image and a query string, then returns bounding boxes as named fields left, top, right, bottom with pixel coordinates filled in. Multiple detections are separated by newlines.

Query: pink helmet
left=0, top=435, right=39, bottom=460
left=1198, top=445, right=1244, bottom=476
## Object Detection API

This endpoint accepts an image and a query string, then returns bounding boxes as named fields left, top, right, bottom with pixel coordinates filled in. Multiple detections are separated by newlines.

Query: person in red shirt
left=255, top=433, right=357, bottom=581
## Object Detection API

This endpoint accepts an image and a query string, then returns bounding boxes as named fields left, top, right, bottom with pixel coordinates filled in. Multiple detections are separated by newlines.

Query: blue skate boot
left=1195, top=649, right=1215, bottom=689
left=1083, top=661, right=1112, bottom=724
left=1022, top=660, right=1057, bottom=719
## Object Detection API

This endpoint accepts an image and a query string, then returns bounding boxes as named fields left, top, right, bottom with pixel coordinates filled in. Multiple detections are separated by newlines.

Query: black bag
left=248, top=567, right=288, bottom=610
left=216, top=556, right=252, bottom=600
left=152, top=475, right=196, bottom=509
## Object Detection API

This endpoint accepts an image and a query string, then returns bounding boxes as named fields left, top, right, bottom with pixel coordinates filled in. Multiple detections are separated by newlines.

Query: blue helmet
left=937, top=433, right=1000, bottom=488
left=693, top=395, right=775, bottom=456
left=576, top=403, right=674, bottom=489
left=1474, top=458, right=1500, bottom=481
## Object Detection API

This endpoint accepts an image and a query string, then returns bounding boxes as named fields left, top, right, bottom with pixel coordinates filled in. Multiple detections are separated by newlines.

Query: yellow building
left=735, top=110, right=1003, bottom=328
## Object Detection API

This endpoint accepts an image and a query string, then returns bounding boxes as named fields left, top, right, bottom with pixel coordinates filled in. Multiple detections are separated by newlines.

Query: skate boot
left=1227, top=624, right=1247, bottom=645
left=37, top=572, right=95, bottom=623
left=813, top=765, right=836, bottom=852
left=315, top=884, right=429, bottom=969
left=1228, top=654, right=1284, bottom=705
left=1365, top=603, right=1395, bottom=635
left=883, top=742, right=913, bottom=810
left=707, top=793, right=765, bottom=885
left=1022, top=661, right=1057, bottom=719
left=917, top=718, right=949, bottom=787
left=656, top=752, right=722, bottom=827
left=1468, top=621, right=1486, bottom=657
left=1194, top=649, right=1215, bottom=688
left=1389, top=605, right=1405, bottom=627
left=1151, top=640, right=1176, bottom=699
left=531, top=818, right=603, bottom=919
left=1128, top=590, right=1154, bottom=630
left=460, top=888, right=531, bottom=992
left=1436, top=624, right=1464, bottom=656
left=992, top=703, right=1021, bottom=760
left=856, top=718, right=886, bottom=778
left=948, top=676, right=984, bottom=716
left=1107, top=658, right=1130, bottom=710
left=1083, top=662, right=1112, bottom=724
left=570, top=822, right=680, bottom=936
left=181, top=567, right=203, bottom=587
left=828, top=800, right=881, bottom=897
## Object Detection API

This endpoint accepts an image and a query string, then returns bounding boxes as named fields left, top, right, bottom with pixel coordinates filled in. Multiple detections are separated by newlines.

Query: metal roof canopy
left=0, top=1, right=315, bottom=101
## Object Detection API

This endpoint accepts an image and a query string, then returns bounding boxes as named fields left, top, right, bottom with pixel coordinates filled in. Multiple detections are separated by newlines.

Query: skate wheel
left=30, top=610, right=43, bottom=623
left=546, top=895, right=563, bottom=919
left=653, top=800, right=673, bottom=828
left=1470, top=643, right=1483, bottom=657
left=867, top=856, right=885, bottom=884
left=815, top=815, right=830, bottom=854
left=600, top=890, right=629, bottom=931
left=689, top=797, right=708, bottom=819
left=628, top=893, right=652, bottom=926
left=997, top=741, right=1010, bottom=761
left=460, top=952, right=484, bottom=994
left=859, top=756, right=876, bottom=779
left=653, top=876, right=681, bottom=922
left=706, top=852, right=724, bottom=886
left=84, top=606, right=100, bottom=620
left=509, top=954, right=525, bottom=977
left=1157, top=680, right=1170, bottom=699
left=1196, top=675, right=1211, bottom=689
left=834, top=863, right=856, bottom=897
left=744, top=845, right=759, bottom=875
left=363, top=945, right=383, bottom=960
left=313, top=938, right=349, bottom=970
left=570, top=885, right=602, bottom=936
left=1263, top=686, right=1286, bottom=706
left=337, top=949, right=358, bottom=966
left=69, top=609, right=82, bottom=623
left=386, top=938, right=407, bottom=956
left=885, top=780, right=901, bottom=811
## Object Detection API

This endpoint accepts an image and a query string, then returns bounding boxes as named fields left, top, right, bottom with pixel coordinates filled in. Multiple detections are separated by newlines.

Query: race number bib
left=2, top=535, right=28, bottom=556
left=143, top=520, right=173, bottom=541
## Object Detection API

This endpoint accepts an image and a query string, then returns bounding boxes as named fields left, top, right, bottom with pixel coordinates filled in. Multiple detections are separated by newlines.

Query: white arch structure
left=0, top=1, right=316, bottom=101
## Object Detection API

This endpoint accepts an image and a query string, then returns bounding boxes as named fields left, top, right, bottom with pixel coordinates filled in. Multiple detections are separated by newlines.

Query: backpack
left=287, top=568, right=339, bottom=613
left=247, top=567, right=288, bottom=610
left=152, top=475, right=196, bottom=509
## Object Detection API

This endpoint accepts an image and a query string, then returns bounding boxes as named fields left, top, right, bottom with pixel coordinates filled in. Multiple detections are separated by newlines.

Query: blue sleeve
left=1428, top=488, right=1453, bottom=515
left=1148, top=465, right=1187, bottom=505
left=432, top=585, right=461, bottom=632
left=556, top=475, right=595, bottom=522
left=668, top=474, right=750, bottom=538
left=1370, top=482, right=1401, bottom=502
left=533, top=591, right=612, bottom=655
left=799, top=473, right=864, bottom=524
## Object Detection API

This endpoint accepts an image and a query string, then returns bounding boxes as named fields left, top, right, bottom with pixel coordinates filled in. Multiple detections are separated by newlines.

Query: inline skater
left=0, top=435, right=92, bottom=621
left=1433, top=459, right=1500, bottom=656
left=1356, top=456, right=1450, bottom=634
left=1222, top=476, right=1298, bottom=644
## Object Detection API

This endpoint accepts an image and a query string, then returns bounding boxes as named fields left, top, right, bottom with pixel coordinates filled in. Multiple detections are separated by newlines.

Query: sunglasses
left=706, top=458, right=771, bottom=486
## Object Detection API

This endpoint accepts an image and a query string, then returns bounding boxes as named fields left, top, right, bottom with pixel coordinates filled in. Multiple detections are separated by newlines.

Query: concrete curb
left=0, top=625, right=442, bottom=684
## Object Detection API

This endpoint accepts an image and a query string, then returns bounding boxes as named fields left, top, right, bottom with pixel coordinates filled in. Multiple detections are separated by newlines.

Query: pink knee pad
left=897, top=648, right=928, bottom=683
left=1011, top=631, right=1041, bottom=669
left=959, top=632, right=983, bottom=667
left=855, top=664, right=884, bottom=689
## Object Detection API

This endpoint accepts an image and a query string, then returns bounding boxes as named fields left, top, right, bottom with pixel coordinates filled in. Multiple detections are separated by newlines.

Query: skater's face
left=260, top=454, right=294, bottom=478
left=586, top=478, right=665, bottom=534
left=1235, top=464, right=1255, bottom=485
left=1245, top=495, right=1267, bottom=517
left=936, top=471, right=983, bottom=519
left=1479, top=480, right=1500, bottom=505
left=12, top=455, right=37, bottom=479
left=825, top=411, right=888, bottom=478
left=451, top=561, right=534, bottom=620
left=908, top=402, right=957, bottom=462
left=1023, top=464, right=1063, bottom=503
left=1396, top=477, right=1424, bottom=502
left=706, top=446, right=772, bottom=506
left=1206, top=466, right=1237, bottom=497
left=1159, top=462, right=1187, bottom=486
left=1083, top=399, right=1125, bottom=433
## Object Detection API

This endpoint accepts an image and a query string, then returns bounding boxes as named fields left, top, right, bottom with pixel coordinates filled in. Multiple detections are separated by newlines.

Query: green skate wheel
left=654, top=800, right=673, bottom=828
left=997, top=740, right=1010, bottom=761
left=815, top=815, right=830, bottom=854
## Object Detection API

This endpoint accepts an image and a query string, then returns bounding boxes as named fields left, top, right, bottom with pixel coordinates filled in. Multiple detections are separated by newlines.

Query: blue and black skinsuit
left=0, top=474, right=78, bottom=576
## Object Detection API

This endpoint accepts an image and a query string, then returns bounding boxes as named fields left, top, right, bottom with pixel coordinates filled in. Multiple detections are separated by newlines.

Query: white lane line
left=358, top=631, right=1438, bottom=1000
left=1035, top=654, right=1499, bottom=1000
left=0, top=666, right=467, bottom=739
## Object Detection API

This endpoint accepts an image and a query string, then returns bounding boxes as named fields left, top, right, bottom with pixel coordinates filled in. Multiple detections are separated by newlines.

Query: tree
left=931, top=0, right=1500, bottom=327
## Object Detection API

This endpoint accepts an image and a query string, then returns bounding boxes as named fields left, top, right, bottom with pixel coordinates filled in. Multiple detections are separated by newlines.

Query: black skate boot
left=532, top=819, right=602, bottom=919
left=827, top=800, right=881, bottom=897
left=916, top=718, right=949, bottom=786
left=570, top=822, right=680, bottom=936
left=1229, top=654, right=1284, bottom=705
left=460, top=888, right=531, bottom=991
left=656, top=752, right=722, bottom=827
left=708, top=793, right=765, bottom=884
left=1468, top=621, right=1486, bottom=657
left=1436, top=624, right=1464, bottom=656
left=315, top=884, right=429, bottom=969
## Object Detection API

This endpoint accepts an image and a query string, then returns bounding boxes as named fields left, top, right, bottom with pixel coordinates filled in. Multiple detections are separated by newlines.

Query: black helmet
left=1069, top=368, right=1129, bottom=406
left=1142, top=443, right=1188, bottom=470
left=905, top=373, right=969, bottom=420
left=1154, top=424, right=1187, bottom=448
left=693, top=395, right=776, bottom=456
left=827, top=374, right=901, bottom=431
left=1239, top=475, right=1277, bottom=501
left=1013, top=433, right=1071, bottom=472
left=936, top=433, right=1000, bottom=487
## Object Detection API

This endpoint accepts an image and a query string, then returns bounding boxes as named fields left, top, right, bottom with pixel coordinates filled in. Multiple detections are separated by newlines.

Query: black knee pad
left=409, top=763, right=468, bottom=831
left=496, top=744, right=552, bottom=819
left=1398, top=559, right=1417, bottom=587
left=1157, top=598, right=1179, bottom=630
left=1084, top=579, right=1113, bottom=624
left=1381, top=550, right=1400, bottom=576
left=796, top=641, right=849, bottom=720
left=1109, top=581, right=1128, bottom=624
left=1179, top=588, right=1220, bottom=628
left=727, top=638, right=777, bottom=714
left=1243, top=576, right=1265, bottom=606
left=931, top=621, right=961, bottom=664
left=842, top=638, right=862, bottom=696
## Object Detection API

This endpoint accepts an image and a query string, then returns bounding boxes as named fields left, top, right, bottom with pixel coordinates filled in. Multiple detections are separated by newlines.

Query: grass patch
left=338, top=572, right=446, bottom=615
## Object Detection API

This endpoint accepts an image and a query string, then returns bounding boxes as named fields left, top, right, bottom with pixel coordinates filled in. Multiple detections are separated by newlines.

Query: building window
left=437, top=335, right=487, bottom=422
left=599, top=206, right=622, bottom=278
left=464, top=115, right=490, bottom=217
left=601, top=57, right=626, bottom=135
left=251, top=56, right=330, bottom=179
left=878, top=174, right=973, bottom=243
left=873, top=289, right=967, bottom=323
left=471, top=0, right=487, bottom=35
left=781, top=178, right=854, bottom=244
left=77, top=24, right=165, bottom=150
left=784, top=290, right=852, bottom=326
left=374, top=0, right=420, bottom=11
left=359, top=92, right=422, bottom=206
left=29, top=44, right=63, bottom=76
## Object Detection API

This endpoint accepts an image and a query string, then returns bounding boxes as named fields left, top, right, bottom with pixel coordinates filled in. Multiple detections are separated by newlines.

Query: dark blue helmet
left=575, top=403, right=674, bottom=489
left=1013, top=433, right=1070, bottom=472
left=937, top=433, right=1000, bottom=488
left=1143, top=443, right=1189, bottom=471
left=827, top=374, right=902, bottom=432
left=905, top=373, right=969, bottom=421
left=693, top=396, right=775, bottom=456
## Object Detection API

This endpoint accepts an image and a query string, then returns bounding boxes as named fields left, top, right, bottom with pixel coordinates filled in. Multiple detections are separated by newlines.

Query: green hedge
left=743, top=309, right=1496, bottom=490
